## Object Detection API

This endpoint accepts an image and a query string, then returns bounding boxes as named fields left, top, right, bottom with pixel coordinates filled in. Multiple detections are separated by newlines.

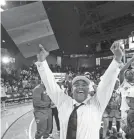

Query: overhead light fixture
left=2, top=40, right=5, bottom=43
left=86, top=45, right=88, bottom=48
left=2, top=56, right=10, bottom=64
left=0, top=0, right=6, bottom=6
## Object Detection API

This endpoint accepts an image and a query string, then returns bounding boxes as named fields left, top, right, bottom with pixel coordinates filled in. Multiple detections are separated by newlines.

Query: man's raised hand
left=37, top=44, right=49, bottom=62
left=110, top=41, right=124, bottom=63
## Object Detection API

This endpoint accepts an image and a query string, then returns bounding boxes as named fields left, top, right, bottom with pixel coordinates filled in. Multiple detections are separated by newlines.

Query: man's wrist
left=114, top=57, right=124, bottom=69
left=35, top=60, right=47, bottom=69
left=114, top=56, right=122, bottom=63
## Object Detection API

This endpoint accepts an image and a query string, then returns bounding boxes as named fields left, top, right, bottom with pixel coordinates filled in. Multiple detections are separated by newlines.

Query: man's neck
left=73, top=97, right=90, bottom=105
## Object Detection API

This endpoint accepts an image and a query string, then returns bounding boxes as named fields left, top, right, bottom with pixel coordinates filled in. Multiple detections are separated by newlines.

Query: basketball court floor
left=1, top=103, right=59, bottom=139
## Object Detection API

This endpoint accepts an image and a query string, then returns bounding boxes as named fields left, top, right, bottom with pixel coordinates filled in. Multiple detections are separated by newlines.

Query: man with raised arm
left=35, top=42, right=123, bottom=139
left=118, top=56, right=134, bottom=134
left=119, top=56, right=134, bottom=85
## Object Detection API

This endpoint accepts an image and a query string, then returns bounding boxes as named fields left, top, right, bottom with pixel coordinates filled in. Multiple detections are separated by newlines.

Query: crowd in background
left=0, top=61, right=106, bottom=115
left=1, top=63, right=106, bottom=96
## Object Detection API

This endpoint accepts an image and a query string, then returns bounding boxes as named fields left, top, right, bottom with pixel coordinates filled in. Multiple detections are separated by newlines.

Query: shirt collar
left=73, top=96, right=91, bottom=106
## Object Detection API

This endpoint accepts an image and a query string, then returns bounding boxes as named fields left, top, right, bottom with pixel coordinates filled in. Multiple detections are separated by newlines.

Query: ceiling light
left=2, top=40, right=5, bottom=43
left=2, top=56, right=10, bottom=64
left=86, top=45, right=88, bottom=48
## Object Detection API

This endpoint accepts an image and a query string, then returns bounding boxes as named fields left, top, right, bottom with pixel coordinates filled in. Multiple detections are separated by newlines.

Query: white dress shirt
left=89, top=80, right=95, bottom=92
left=36, top=59, right=121, bottom=139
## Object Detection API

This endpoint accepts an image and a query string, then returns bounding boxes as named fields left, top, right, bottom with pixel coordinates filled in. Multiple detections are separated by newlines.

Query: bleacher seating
left=5, top=89, right=33, bottom=106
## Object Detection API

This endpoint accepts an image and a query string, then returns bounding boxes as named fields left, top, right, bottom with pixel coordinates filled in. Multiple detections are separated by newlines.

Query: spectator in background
left=1, top=78, right=7, bottom=111
left=102, top=80, right=121, bottom=139
left=6, top=84, right=12, bottom=94
left=119, top=56, right=134, bottom=121
left=122, top=90, right=134, bottom=139
left=22, top=77, right=28, bottom=89
left=65, top=75, right=73, bottom=97
left=84, top=72, right=95, bottom=96
left=108, top=88, right=122, bottom=137
left=50, top=100, right=60, bottom=138
left=12, top=85, right=18, bottom=92
left=33, top=82, right=52, bottom=139
left=18, top=80, right=23, bottom=89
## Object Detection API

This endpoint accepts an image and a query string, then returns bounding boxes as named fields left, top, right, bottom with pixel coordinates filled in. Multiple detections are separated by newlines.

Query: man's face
left=126, top=97, right=134, bottom=108
left=72, top=80, right=89, bottom=103
left=125, top=70, right=134, bottom=81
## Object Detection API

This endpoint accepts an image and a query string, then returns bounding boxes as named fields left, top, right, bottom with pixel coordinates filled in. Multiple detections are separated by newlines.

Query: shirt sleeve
left=95, top=59, right=122, bottom=114
left=35, top=60, right=71, bottom=109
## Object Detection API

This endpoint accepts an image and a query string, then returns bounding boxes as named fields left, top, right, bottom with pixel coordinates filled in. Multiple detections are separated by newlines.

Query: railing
left=1, top=89, right=33, bottom=109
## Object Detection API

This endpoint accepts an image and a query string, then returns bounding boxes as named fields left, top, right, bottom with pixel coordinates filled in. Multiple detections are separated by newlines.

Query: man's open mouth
left=77, top=91, right=84, bottom=94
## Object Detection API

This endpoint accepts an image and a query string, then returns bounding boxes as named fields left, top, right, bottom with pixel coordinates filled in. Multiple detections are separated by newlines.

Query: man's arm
left=119, top=56, right=134, bottom=84
left=95, top=59, right=121, bottom=114
left=35, top=60, right=71, bottom=109
left=95, top=41, right=123, bottom=114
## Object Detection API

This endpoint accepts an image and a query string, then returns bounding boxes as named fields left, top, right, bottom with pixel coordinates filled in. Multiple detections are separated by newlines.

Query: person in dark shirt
left=122, top=90, right=134, bottom=139
left=33, top=82, right=52, bottom=139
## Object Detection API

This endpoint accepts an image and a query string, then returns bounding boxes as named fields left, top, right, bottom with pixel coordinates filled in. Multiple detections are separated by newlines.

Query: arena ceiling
left=1, top=1, right=134, bottom=57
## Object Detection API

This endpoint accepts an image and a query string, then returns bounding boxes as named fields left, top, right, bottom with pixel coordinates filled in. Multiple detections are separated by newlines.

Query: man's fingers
left=39, top=44, right=47, bottom=52
left=111, top=41, right=122, bottom=53
left=39, top=44, right=49, bottom=53
left=39, top=44, right=44, bottom=51
left=39, top=44, right=43, bottom=48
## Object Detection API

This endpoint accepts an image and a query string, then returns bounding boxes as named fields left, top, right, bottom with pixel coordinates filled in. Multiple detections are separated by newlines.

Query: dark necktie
left=66, top=103, right=84, bottom=139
